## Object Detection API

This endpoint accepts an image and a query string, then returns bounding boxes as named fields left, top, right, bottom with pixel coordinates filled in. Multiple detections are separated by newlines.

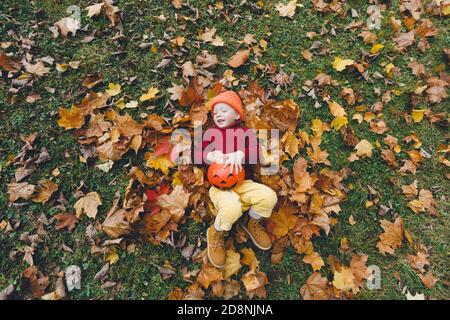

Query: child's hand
left=223, top=150, right=244, bottom=174
left=206, top=150, right=226, bottom=164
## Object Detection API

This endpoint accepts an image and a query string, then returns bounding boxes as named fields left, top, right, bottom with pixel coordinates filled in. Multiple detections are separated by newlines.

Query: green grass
left=1, top=0, right=449, bottom=300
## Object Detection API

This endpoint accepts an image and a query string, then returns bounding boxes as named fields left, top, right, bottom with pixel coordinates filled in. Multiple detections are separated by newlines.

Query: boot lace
left=212, top=231, right=225, bottom=250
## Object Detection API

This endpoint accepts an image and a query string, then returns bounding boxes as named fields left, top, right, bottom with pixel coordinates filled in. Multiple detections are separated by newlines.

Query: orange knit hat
left=210, top=91, right=244, bottom=120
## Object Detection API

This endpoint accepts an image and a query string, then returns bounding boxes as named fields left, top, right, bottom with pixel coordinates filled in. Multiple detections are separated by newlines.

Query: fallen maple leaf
left=105, top=83, right=121, bottom=96
left=275, top=0, right=297, bottom=18
left=54, top=17, right=80, bottom=37
left=74, top=192, right=102, bottom=219
left=21, top=266, right=49, bottom=298
left=23, top=61, right=50, bottom=76
left=300, top=272, right=331, bottom=300
left=54, top=213, right=78, bottom=231
left=197, top=265, right=223, bottom=289
left=332, top=57, right=354, bottom=72
left=303, top=252, right=325, bottom=272
left=227, top=49, right=250, bottom=68
left=222, top=249, right=241, bottom=279
left=241, top=269, right=268, bottom=299
left=376, top=217, right=404, bottom=255
left=57, top=105, right=85, bottom=130
left=419, top=272, right=438, bottom=289
left=332, top=267, right=356, bottom=292
left=7, top=182, right=36, bottom=202
left=32, top=179, right=58, bottom=203
left=140, top=87, right=160, bottom=102
left=354, top=139, right=373, bottom=158
left=269, top=206, right=297, bottom=239
left=240, top=248, right=259, bottom=270
left=156, top=185, right=190, bottom=221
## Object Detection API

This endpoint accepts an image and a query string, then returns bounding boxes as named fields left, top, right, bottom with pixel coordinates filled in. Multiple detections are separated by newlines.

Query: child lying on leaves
left=193, top=91, right=278, bottom=268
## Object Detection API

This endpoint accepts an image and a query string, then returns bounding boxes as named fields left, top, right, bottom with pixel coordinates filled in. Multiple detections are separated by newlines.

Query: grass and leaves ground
left=0, top=0, right=449, bottom=300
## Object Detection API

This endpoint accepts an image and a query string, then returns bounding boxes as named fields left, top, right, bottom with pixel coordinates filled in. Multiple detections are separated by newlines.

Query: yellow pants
left=209, top=180, right=278, bottom=231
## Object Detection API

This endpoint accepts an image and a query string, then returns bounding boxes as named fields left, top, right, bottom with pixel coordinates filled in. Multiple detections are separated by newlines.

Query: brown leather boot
left=206, top=225, right=226, bottom=268
left=242, top=218, right=272, bottom=250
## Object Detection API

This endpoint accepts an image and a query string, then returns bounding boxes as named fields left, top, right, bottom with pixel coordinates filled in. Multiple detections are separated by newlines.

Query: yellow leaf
left=115, top=97, right=125, bottom=109
left=222, top=249, right=241, bottom=279
left=412, top=109, right=425, bottom=123
left=282, top=130, right=299, bottom=158
left=106, top=247, right=119, bottom=264
left=370, top=44, right=384, bottom=54
left=385, top=63, right=395, bottom=74
left=240, top=248, right=259, bottom=270
left=140, top=87, right=160, bottom=102
left=56, top=63, right=68, bottom=72
left=146, top=153, right=175, bottom=175
left=106, top=83, right=121, bottom=96
left=332, top=268, right=355, bottom=291
left=332, top=57, right=354, bottom=72
left=57, top=105, right=85, bottom=130
left=331, top=116, right=348, bottom=130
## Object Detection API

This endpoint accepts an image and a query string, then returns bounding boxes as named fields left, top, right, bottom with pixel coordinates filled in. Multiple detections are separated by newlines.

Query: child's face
left=212, top=103, right=240, bottom=128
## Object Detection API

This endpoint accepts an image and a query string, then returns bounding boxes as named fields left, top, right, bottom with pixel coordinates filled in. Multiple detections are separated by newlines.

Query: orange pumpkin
left=207, top=163, right=245, bottom=189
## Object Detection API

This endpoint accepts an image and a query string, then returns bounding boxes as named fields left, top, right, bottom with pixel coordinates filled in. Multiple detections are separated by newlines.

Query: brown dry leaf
left=281, top=130, right=299, bottom=158
left=302, top=49, right=313, bottom=62
left=179, top=78, right=204, bottom=106
left=426, top=77, right=448, bottom=103
left=269, top=206, right=297, bottom=239
left=32, top=179, right=58, bottom=203
left=354, top=139, right=373, bottom=158
left=307, top=136, right=330, bottom=165
left=102, top=192, right=133, bottom=238
left=54, top=17, right=80, bottom=37
left=74, top=192, right=102, bottom=219
left=275, top=0, right=297, bottom=18
left=23, top=61, right=50, bottom=76
left=241, top=269, right=268, bottom=299
left=103, top=0, right=120, bottom=26
left=376, top=217, right=404, bottom=255
left=82, top=74, right=103, bottom=89
left=300, top=272, right=332, bottom=300
left=21, top=266, right=49, bottom=298
left=102, top=208, right=132, bottom=238
left=197, top=265, right=223, bottom=289
left=402, top=180, right=418, bottom=198
left=292, top=157, right=314, bottom=193
left=0, top=52, right=22, bottom=72
left=303, top=252, right=325, bottom=272
left=78, top=92, right=110, bottom=115
left=85, top=3, right=104, bottom=17
left=227, top=49, right=250, bottom=68
left=349, top=254, right=371, bottom=289
left=54, top=213, right=78, bottom=231
left=408, top=251, right=429, bottom=273
left=168, top=287, right=185, bottom=300
left=57, top=106, right=85, bottom=130
left=419, top=272, right=438, bottom=289
left=156, top=185, right=190, bottom=221
left=7, top=182, right=36, bottom=202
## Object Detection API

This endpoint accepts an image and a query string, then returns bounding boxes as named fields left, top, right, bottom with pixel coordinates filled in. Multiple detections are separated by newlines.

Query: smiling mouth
left=216, top=119, right=225, bottom=124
